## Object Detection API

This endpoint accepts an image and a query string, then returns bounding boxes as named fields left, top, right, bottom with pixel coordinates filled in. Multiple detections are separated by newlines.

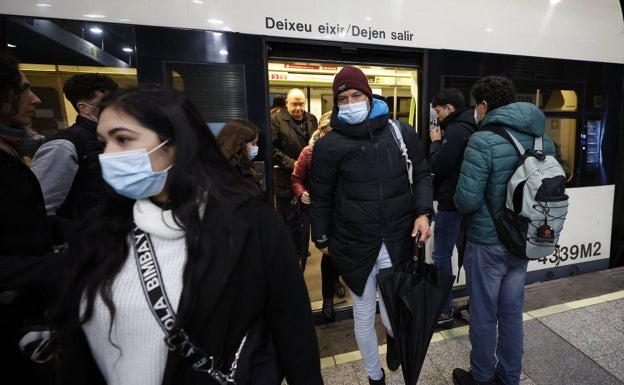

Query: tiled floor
left=310, top=266, right=624, bottom=385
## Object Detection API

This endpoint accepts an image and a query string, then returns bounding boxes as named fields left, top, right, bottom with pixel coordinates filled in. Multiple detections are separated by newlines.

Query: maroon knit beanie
left=332, top=66, right=373, bottom=103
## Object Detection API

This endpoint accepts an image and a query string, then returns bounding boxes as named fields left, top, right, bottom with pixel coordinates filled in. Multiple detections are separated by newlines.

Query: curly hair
left=216, top=119, right=260, bottom=181
left=471, top=76, right=517, bottom=112
left=62, top=73, right=119, bottom=111
left=0, top=52, right=24, bottom=118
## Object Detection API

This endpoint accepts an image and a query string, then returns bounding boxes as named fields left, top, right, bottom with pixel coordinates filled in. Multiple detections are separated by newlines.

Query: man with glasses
left=32, top=73, right=118, bottom=243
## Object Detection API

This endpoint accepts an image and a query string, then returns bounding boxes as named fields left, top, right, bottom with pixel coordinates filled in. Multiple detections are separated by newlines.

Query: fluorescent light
left=219, top=49, right=228, bottom=56
left=90, top=27, right=103, bottom=33
left=36, top=3, right=52, bottom=6
left=7, top=43, right=16, bottom=48
left=122, top=47, right=133, bottom=52
left=83, top=14, right=106, bottom=18
left=207, top=19, right=224, bottom=24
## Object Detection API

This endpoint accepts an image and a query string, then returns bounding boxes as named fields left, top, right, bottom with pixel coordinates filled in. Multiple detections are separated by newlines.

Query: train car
left=1, top=0, right=623, bottom=304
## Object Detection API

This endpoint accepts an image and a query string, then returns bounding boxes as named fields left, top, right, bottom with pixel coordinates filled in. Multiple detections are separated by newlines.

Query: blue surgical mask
left=337, top=100, right=369, bottom=124
left=247, top=145, right=259, bottom=160
left=99, top=140, right=172, bottom=200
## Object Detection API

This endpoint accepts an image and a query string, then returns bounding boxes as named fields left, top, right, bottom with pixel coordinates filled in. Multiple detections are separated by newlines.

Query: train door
left=265, top=40, right=424, bottom=319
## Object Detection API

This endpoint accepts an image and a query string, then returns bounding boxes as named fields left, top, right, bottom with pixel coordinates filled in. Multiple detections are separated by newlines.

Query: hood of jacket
left=330, top=96, right=389, bottom=140
left=480, top=102, right=545, bottom=136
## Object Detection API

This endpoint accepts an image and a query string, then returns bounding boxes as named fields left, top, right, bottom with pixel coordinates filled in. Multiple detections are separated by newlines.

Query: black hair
left=0, top=52, right=24, bottom=117
left=63, top=73, right=119, bottom=111
left=431, top=87, right=466, bottom=110
left=471, top=76, right=517, bottom=112
left=56, top=84, right=260, bottom=334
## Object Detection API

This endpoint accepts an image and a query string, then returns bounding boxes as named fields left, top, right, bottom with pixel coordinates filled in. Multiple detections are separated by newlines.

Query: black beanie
left=332, top=66, right=373, bottom=103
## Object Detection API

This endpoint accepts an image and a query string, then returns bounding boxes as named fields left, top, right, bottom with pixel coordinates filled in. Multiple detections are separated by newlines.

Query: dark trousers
left=321, top=254, right=341, bottom=299
left=275, top=196, right=303, bottom=261
left=299, top=205, right=311, bottom=270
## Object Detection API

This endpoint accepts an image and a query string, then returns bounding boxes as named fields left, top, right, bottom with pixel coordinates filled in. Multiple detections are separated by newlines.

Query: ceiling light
left=219, top=49, right=228, bottom=56
left=83, top=14, right=106, bottom=18
left=7, top=43, right=16, bottom=48
left=90, top=27, right=103, bottom=33
left=122, top=47, right=133, bottom=52
left=193, top=0, right=204, bottom=3
left=207, top=19, right=224, bottom=24
left=36, top=3, right=52, bottom=6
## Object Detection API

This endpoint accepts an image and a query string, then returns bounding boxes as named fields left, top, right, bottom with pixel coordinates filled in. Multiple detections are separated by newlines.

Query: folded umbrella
left=377, top=236, right=455, bottom=385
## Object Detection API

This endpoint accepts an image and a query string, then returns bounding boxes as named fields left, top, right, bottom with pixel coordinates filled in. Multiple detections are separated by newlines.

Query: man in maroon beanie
left=309, top=66, right=433, bottom=385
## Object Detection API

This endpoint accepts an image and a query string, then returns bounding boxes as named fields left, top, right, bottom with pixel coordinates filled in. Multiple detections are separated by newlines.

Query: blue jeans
left=350, top=243, right=393, bottom=381
left=432, top=210, right=463, bottom=314
left=463, top=241, right=528, bottom=385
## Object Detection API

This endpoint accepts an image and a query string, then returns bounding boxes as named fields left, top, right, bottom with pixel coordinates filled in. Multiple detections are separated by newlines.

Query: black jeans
left=275, top=196, right=303, bottom=261
left=321, top=254, right=340, bottom=299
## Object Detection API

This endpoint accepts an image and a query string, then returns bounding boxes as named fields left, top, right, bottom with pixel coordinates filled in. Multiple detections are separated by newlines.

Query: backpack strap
left=388, top=119, right=413, bottom=191
left=485, top=126, right=526, bottom=156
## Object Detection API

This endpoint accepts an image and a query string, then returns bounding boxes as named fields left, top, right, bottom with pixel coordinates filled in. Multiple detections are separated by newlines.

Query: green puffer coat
left=454, top=102, right=556, bottom=245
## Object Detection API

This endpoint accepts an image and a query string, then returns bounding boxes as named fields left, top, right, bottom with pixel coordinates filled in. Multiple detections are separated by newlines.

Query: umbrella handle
left=413, top=232, right=425, bottom=276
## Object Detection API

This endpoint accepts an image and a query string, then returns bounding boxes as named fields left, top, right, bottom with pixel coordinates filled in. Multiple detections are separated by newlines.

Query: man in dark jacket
left=0, top=52, right=55, bottom=385
left=452, top=76, right=556, bottom=385
left=310, top=66, right=433, bottom=385
left=271, top=88, right=318, bottom=264
left=31, top=73, right=118, bottom=243
left=428, top=88, right=477, bottom=328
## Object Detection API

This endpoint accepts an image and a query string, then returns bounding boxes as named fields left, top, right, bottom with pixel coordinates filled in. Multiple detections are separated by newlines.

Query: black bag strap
left=131, top=225, right=247, bottom=385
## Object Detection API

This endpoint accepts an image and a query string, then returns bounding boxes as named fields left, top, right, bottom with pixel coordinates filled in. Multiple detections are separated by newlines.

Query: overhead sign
left=3, top=0, right=624, bottom=64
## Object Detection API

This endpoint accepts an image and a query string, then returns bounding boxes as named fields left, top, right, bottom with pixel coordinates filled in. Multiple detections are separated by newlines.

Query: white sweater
left=81, top=199, right=187, bottom=385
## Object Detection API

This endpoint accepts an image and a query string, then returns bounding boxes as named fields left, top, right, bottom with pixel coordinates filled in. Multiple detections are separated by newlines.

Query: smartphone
left=429, top=103, right=438, bottom=131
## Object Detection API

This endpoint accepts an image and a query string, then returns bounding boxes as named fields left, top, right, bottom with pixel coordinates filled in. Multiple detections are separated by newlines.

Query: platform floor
left=309, top=266, right=624, bottom=385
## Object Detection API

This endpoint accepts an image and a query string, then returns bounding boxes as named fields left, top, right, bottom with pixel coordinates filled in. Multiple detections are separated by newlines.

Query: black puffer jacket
left=429, top=108, right=477, bottom=211
left=310, top=99, right=433, bottom=296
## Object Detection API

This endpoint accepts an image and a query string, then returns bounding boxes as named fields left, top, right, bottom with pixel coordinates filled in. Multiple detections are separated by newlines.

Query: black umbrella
left=377, top=237, right=455, bottom=385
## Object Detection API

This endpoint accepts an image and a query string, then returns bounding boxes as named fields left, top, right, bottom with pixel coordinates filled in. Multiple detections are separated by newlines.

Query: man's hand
left=301, top=191, right=311, bottom=205
left=412, top=214, right=431, bottom=243
left=429, top=126, right=442, bottom=142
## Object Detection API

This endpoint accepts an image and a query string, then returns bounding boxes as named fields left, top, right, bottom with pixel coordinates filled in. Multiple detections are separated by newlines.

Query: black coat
left=271, top=110, right=318, bottom=198
left=429, top=108, right=477, bottom=211
left=309, top=104, right=433, bottom=296
left=55, top=198, right=323, bottom=385
left=0, top=143, right=54, bottom=385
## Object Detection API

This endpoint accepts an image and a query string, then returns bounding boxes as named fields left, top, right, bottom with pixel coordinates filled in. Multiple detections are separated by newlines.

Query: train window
left=542, top=89, right=578, bottom=182
left=164, top=62, right=247, bottom=131
left=268, top=62, right=419, bottom=126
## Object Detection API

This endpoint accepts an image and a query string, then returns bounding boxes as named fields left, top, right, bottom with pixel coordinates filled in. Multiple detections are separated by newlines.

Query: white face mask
left=337, top=100, right=369, bottom=124
left=99, top=139, right=172, bottom=200
left=247, top=144, right=259, bottom=160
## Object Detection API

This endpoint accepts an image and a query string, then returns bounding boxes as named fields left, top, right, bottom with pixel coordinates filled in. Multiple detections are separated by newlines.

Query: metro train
left=1, top=0, right=623, bottom=298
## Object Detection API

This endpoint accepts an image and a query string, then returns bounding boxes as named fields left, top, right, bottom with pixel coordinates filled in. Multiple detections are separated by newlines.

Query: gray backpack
left=487, top=127, right=569, bottom=260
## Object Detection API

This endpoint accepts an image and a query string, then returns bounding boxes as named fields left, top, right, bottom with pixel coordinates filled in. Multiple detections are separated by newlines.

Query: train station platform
left=312, top=266, right=624, bottom=385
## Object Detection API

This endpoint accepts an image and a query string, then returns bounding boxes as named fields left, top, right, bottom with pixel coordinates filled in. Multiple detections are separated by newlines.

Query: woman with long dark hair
left=53, top=84, right=323, bottom=385
left=216, top=118, right=261, bottom=187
